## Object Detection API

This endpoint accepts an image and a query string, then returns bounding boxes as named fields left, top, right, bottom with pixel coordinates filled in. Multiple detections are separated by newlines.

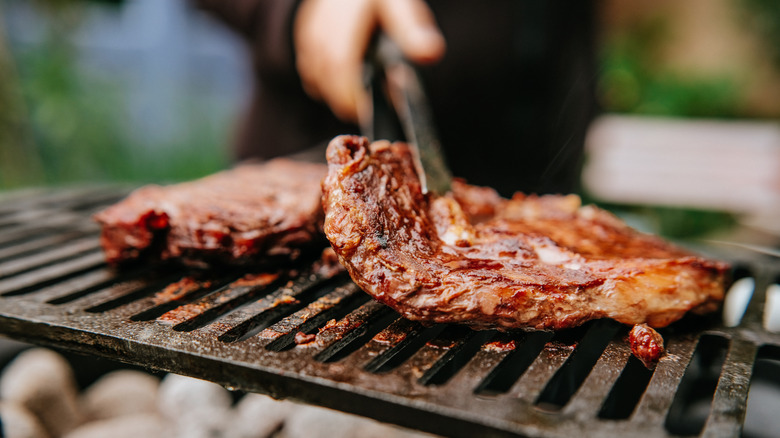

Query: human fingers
left=376, top=0, right=445, bottom=65
left=294, top=0, right=375, bottom=122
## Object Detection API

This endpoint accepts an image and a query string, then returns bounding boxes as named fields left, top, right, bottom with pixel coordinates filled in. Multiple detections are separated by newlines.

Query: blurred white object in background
left=723, top=277, right=755, bottom=327
left=0, top=401, right=48, bottom=438
left=764, top=283, right=780, bottom=333
left=584, top=115, right=780, bottom=236
left=157, top=374, right=233, bottom=438
left=80, top=370, right=160, bottom=422
left=63, top=414, right=169, bottom=438
left=227, top=393, right=296, bottom=438
left=0, top=348, right=83, bottom=437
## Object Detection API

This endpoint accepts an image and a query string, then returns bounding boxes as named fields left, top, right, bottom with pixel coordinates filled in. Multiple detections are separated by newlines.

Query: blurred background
left=0, top=0, right=779, bottom=243
left=0, top=0, right=248, bottom=189
left=1, top=2, right=779, bottom=437
left=589, top=0, right=780, bottom=244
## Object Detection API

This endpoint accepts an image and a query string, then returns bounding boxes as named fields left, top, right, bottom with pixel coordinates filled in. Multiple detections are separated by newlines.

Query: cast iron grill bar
left=418, top=328, right=497, bottom=386
left=118, top=274, right=242, bottom=321
left=535, top=320, right=622, bottom=411
left=506, top=332, right=578, bottom=403
left=0, top=189, right=120, bottom=225
left=63, top=192, right=127, bottom=213
left=262, top=281, right=367, bottom=351
left=630, top=333, right=699, bottom=426
left=0, top=251, right=106, bottom=296
left=0, top=229, right=94, bottom=263
left=0, top=186, right=120, bottom=215
left=475, top=331, right=554, bottom=396
left=0, top=226, right=73, bottom=248
left=0, top=186, right=126, bottom=213
left=561, top=337, right=633, bottom=420
left=0, top=188, right=46, bottom=211
left=41, top=268, right=126, bottom=304
left=168, top=274, right=296, bottom=332
left=0, top=187, right=778, bottom=438
left=442, top=332, right=519, bottom=393
left=361, top=318, right=439, bottom=373
left=700, top=338, right=758, bottom=438
left=0, top=210, right=99, bottom=242
left=313, top=299, right=391, bottom=362
left=82, top=273, right=186, bottom=313
left=394, top=324, right=475, bottom=384
left=0, top=207, right=67, bottom=228
left=0, top=237, right=102, bottom=279
left=209, top=271, right=347, bottom=343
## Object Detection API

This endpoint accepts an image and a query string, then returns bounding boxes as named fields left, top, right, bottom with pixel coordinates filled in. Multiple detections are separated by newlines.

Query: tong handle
left=361, top=37, right=404, bottom=144
left=361, top=35, right=452, bottom=195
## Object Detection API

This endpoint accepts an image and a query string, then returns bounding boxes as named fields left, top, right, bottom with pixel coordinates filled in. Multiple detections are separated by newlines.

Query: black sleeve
left=192, top=0, right=301, bottom=80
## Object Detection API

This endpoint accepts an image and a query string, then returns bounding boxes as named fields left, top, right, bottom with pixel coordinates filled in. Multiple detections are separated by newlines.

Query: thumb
left=377, top=0, right=445, bottom=64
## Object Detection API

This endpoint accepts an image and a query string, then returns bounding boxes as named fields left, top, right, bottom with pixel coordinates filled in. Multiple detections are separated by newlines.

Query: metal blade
left=365, top=36, right=452, bottom=195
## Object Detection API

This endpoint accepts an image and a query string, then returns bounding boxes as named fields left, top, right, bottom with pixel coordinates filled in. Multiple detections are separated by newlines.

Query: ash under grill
left=1, top=187, right=779, bottom=438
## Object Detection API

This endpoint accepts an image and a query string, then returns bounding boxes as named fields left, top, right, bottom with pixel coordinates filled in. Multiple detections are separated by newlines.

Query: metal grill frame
left=1, top=186, right=779, bottom=438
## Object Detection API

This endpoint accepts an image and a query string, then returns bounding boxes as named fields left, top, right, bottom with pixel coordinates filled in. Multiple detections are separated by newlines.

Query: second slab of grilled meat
left=95, top=159, right=327, bottom=267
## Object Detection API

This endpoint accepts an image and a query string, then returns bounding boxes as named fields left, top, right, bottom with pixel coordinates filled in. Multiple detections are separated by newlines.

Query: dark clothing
left=196, top=0, right=597, bottom=197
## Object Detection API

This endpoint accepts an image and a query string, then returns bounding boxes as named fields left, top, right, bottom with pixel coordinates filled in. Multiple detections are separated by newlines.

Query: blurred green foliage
left=598, top=17, right=741, bottom=119
left=649, top=207, right=737, bottom=239
left=591, top=202, right=738, bottom=240
left=0, top=3, right=229, bottom=192
left=742, top=0, right=780, bottom=67
left=17, top=36, right=228, bottom=185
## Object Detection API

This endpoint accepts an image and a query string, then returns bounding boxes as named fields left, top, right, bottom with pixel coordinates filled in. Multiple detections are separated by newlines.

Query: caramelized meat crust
left=95, top=159, right=327, bottom=266
left=629, top=324, right=666, bottom=368
left=322, top=135, right=728, bottom=331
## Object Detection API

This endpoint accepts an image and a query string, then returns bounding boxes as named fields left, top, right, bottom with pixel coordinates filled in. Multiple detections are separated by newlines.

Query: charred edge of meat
left=94, top=208, right=170, bottom=266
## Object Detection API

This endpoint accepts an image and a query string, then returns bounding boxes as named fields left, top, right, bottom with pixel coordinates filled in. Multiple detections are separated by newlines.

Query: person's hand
left=293, top=0, right=445, bottom=123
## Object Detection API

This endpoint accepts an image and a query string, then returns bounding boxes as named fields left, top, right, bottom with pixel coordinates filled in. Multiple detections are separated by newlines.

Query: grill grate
left=1, top=187, right=779, bottom=437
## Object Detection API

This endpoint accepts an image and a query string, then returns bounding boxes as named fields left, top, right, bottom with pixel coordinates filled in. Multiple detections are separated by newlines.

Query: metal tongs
left=360, top=36, right=452, bottom=195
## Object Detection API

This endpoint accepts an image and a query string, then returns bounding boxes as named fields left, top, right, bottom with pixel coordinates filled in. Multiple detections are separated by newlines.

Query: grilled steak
left=95, top=159, right=327, bottom=267
left=322, top=135, right=728, bottom=331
